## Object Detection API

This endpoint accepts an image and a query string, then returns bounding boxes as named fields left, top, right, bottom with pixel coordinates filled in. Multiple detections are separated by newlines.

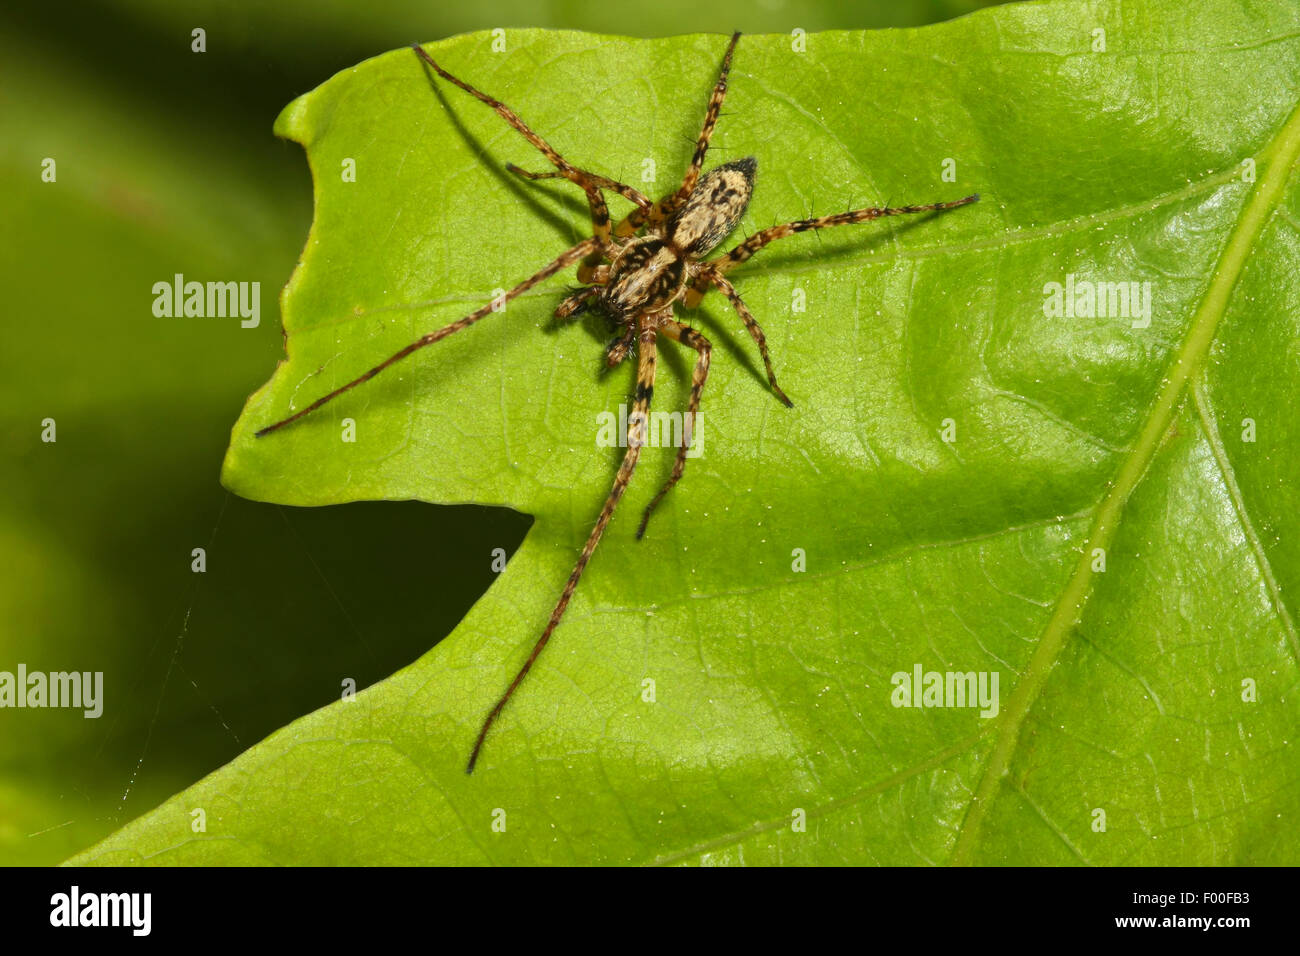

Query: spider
left=255, top=31, right=978, bottom=772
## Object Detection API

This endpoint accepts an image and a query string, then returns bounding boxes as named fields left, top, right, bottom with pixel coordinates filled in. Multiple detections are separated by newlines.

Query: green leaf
left=75, top=2, right=1300, bottom=865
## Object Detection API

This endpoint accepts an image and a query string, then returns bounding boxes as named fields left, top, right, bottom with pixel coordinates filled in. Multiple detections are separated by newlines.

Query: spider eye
left=670, top=157, right=757, bottom=255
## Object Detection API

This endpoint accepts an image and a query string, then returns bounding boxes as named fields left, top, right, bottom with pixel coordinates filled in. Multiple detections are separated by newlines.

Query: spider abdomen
left=601, top=237, right=687, bottom=315
left=669, top=156, right=757, bottom=256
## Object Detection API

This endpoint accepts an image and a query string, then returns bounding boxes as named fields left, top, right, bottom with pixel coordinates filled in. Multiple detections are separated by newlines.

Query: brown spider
left=255, top=31, right=978, bottom=772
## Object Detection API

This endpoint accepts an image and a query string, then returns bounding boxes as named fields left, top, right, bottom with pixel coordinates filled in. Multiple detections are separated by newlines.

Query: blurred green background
left=0, top=0, right=1005, bottom=865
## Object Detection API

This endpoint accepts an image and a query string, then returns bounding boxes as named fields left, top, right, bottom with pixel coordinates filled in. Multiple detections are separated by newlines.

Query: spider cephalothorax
left=255, top=33, right=978, bottom=771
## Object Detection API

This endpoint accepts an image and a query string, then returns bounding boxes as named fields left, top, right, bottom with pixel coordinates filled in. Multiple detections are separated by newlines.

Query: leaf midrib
left=949, top=94, right=1300, bottom=866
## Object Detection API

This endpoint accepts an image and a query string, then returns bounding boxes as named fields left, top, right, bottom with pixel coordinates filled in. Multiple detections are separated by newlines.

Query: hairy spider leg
left=605, top=325, right=637, bottom=368
left=689, top=195, right=982, bottom=295
left=505, top=162, right=651, bottom=212
left=635, top=318, right=712, bottom=539
left=675, top=197, right=982, bottom=412
left=576, top=262, right=610, bottom=284
left=699, top=273, right=792, bottom=408
left=467, top=312, right=667, bottom=772
left=411, top=44, right=627, bottom=248
left=554, top=286, right=598, bottom=319
left=618, top=31, right=741, bottom=237
left=254, top=238, right=599, bottom=437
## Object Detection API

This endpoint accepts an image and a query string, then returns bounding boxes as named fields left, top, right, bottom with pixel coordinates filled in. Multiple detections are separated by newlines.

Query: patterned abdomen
left=669, top=157, right=757, bottom=256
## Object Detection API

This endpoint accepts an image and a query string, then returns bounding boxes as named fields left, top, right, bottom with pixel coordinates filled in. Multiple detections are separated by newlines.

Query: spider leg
left=467, top=313, right=663, bottom=772
left=619, top=31, right=742, bottom=237
left=555, top=286, right=597, bottom=319
left=576, top=263, right=610, bottom=285
left=506, top=162, right=652, bottom=212
left=636, top=318, right=711, bottom=539
left=697, top=273, right=793, bottom=408
left=255, top=237, right=599, bottom=437
left=686, top=194, right=980, bottom=296
left=667, top=31, right=740, bottom=213
left=605, top=323, right=636, bottom=367
left=412, top=44, right=620, bottom=250
left=583, top=186, right=614, bottom=248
